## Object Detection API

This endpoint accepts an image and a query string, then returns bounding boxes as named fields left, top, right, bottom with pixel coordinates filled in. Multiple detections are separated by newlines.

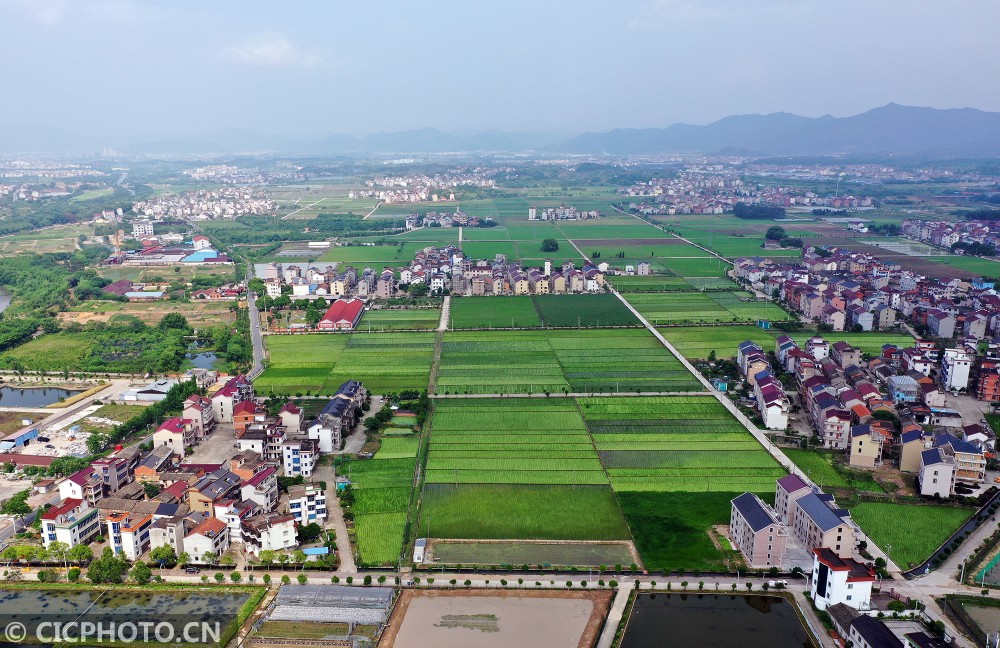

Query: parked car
left=185, top=567, right=200, bottom=574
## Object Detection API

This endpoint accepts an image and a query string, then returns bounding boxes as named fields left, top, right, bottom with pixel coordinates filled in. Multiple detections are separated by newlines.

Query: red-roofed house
left=810, top=548, right=876, bottom=611
left=153, top=417, right=194, bottom=456
left=59, top=468, right=103, bottom=506
left=41, top=498, right=100, bottom=549
left=183, top=395, right=216, bottom=439
left=185, top=516, right=230, bottom=562
left=316, top=298, right=365, bottom=331
left=211, top=375, right=253, bottom=423
left=233, top=401, right=266, bottom=436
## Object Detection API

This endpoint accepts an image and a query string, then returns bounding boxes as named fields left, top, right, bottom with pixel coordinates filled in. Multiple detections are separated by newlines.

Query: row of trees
left=734, top=203, right=786, bottom=220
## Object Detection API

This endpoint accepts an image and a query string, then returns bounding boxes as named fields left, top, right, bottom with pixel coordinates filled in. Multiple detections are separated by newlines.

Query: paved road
left=313, top=460, right=357, bottom=573
left=245, top=264, right=266, bottom=380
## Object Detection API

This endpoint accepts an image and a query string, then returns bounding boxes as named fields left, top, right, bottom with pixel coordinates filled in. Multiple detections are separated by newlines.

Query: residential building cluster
left=735, top=331, right=994, bottom=499
left=183, top=165, right=279, bottom=185
left=35, top=375, right=366, bottom=565
left=735, top=247, right=1000, bottom=337
left=404, top=210, right=495, bottom=229
left=260, top=246, right=608, bottom=300
left=527, top=206, right=601, bottom=220
left=0, top=160, right=107, bottom=180
left=617, top=167, right=875, bottom=216
left=350, top=169, right=497, bottom=203
left=131, top=188, right=276, bottom=220
left=901, top=218, right=1000, bottom=251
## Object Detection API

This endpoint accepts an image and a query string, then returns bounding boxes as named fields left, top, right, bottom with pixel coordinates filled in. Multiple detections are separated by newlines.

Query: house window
left=846, top=595, right=853, bottom=601
left=847, top=583, right=853, bottom=589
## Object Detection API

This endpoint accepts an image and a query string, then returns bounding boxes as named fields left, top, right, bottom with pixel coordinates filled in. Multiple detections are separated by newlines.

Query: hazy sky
left=1, top=0, right=998, bottom=140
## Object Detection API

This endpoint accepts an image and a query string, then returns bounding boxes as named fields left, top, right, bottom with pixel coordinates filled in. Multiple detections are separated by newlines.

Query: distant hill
left=558, top=104, right=1000, bottom=156
left=2, top=104, right=1000, bottom=157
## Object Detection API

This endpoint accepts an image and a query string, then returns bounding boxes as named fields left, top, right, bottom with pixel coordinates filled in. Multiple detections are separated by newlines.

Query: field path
left=595, top=586, right=630, bottom=648
left=361, top=201, right=382, bottom=220
left=283, top=197, right=326, bottom=219
left=563, top=229, right=809, bottom=484
left=313, top=461, right=358, bottom=573
left=612, top=287, right=808, bottom=482
left=438, top=296, right=451, bottom=331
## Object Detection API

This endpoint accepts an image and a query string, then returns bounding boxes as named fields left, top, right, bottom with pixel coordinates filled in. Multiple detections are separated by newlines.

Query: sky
left=1, top=0, right=999, bottom=142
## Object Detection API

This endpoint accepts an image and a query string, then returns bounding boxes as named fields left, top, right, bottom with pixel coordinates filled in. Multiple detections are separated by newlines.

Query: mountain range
left=2, top=104, right=1000, bottom=157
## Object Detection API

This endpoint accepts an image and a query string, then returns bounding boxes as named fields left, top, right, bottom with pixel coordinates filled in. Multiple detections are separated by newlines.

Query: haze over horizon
left=1, top=0, right=998, bottom=142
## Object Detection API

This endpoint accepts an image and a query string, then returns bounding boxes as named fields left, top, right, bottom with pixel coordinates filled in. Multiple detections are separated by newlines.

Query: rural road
left=245, top=264, right=266, bottom=380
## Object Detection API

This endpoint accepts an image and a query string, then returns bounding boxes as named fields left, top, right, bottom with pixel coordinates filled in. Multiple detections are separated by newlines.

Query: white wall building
left=810, top=548, right=876, bottom=611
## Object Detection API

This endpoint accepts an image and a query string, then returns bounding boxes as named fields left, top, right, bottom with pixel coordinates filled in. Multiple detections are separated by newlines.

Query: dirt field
left=58, top=301, right=237, bottom=328
left=380, top=590, right=612, bottom=648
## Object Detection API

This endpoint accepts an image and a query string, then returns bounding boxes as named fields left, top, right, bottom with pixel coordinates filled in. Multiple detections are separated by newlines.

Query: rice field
left=360, top=308, right=441, bottom=331
left=256, top=333, right=434, bottom=395
left=660, top=325, right=916, bottom=360
left=624, top=291, right=793, bottom=324
left=578, top=396, right=785, bottom=492
left=448, top=296, right=542, bottom=329
left=448, top=294, right=638, bottom=329
left=342, top=456, right=417, bottom=566
left=434, top=329, right=701, bottom=394
left=418, top=484, right=632, bottom=540
left=426, top=399, right=606, bottom=486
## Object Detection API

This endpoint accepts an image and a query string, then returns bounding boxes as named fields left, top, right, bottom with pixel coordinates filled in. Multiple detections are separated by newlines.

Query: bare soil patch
left=379, top=589, right=612, bottom=648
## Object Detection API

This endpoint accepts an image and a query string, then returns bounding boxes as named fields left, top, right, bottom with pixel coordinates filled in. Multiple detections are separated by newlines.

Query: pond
left=0, top=587, right=252, bottom=647
left=619, top=593, right=814, bottom=648
left=186, top=341, right=218, bottom=369
left=0, top=386, right=83, bottom=408
left=0, top=287, right=10, bottom=314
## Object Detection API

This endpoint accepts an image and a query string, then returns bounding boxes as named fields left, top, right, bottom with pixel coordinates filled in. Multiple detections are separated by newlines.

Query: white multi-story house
left=41, top=499, right=100, bottom=549
left=810, top=548, right=876, bottom=611
left=941, top=347, right=973, bottom=392
left=106, top=512, right=153, bottom=561
left=241, top=512, right=297, bottom=556
left=287, top=483, right=327, bottom=526
left=184, top=516, right=230, bottom=563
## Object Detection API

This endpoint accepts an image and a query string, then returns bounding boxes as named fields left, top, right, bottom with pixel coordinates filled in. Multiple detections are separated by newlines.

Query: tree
left=47, top=541, right=70, bottom=568
left=540, top=239, right=559, bottom=252
left=259, top=550, right=276, bottom=567
left=158, top=313, right=191, bottom=333
left=202, top=551, right=218, bottom=566
left=68, top=544, right=93, bottom=565
left=131, top=561, right=152, bottom=585
left=214, top=572, right=225, bottom=583
left=292, top=550, right=308, bottom=568
left=149, top=546, right=178, bottom=568
left=297, top=523, right=323, bottom=543
left=408, top=283, right=429, bottom=297
left=0, top=490, right=31, bottom=518
left=765, top=226, right=786, bottom=241
left=87, top=548, right=129, bottom=584
left=143, top=482, right=161, bottom=499
left=177, top=551, right=191, bottom=566
left=220, top=555, right=236, bottom=567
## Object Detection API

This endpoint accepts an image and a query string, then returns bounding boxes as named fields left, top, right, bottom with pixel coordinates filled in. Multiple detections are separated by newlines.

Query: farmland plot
left=361, top=308, right=441, bottom=331
left=578, top=396, right=784, bottom=492
left=342, top=457, right=417, bottom=566
left=426, top=399, right=606, bottom=485
left=257, top=333, right=434, bottom=396
left=435, top=329, right=700, bottom=394
left=448, top=296, right=541, bottom=329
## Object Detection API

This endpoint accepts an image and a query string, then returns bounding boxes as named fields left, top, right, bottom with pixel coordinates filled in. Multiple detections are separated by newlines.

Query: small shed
left=413, top=538, right=427, bottom=564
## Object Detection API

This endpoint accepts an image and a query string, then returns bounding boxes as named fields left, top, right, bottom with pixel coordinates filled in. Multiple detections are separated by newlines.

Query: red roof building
left=316, top=299, right=365, bottom=331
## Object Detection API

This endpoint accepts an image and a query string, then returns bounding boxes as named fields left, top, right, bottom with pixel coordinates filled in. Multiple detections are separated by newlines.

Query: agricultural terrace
left=434, top=329, right=702, bottom=395
left=342, top=456, right=417, bottom=566
left=256, top=333, right=434, bottom=396
left=578, top=396, right=785, bottom=493
left=845, top=502, right=972, bottom=569
left=659, top=325, right=916, bottom=360
left=360, top=308, right=441, bottom=331
left=623, top=291, right=792, bottom=325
